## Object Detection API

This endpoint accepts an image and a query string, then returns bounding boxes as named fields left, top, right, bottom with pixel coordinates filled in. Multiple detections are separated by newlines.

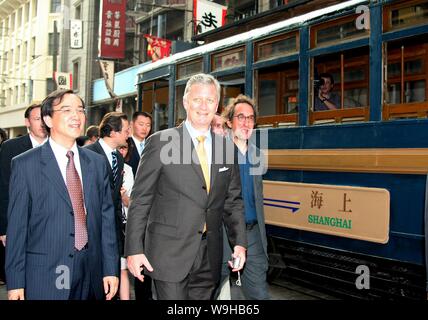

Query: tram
left=134, top=0, right=428, bottom=299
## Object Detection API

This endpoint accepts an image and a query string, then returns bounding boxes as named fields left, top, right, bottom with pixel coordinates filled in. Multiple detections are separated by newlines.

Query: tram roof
left=135, top=0, right=367, bottom=84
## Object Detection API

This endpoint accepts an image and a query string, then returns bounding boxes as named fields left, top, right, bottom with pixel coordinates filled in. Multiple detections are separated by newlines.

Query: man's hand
left=120, top=187, right=130, bottom=207
left=228, top=245, right=247, bottom=272
left=0, top=235, right=5, bottom=247
left=8, top=289, right=24, bottom=300
left=127, top=254, right=153, bottom=282
left=103, top=276, right=119, bottom=300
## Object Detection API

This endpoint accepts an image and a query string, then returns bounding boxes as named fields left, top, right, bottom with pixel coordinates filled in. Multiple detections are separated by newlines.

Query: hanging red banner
left=144, top=34, right=172, bottom=62
left=99, top=0, right=126, bottom=59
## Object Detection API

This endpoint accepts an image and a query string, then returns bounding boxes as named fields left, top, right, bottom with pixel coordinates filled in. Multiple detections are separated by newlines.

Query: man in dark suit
left=125, top=111, right=152, bottom=300
left=5, top=89, right=119, bottom=300
left=0, top=104, right=48, bottom=284
left=127, top=111, right=152, bottom=177
left=85, top=112, right=129, bottom=257
left=125, top=73, right=247, bottom=300
left=222, top=94, right=269, bottom=300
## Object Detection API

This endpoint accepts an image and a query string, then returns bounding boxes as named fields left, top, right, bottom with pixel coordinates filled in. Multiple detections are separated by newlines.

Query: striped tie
left=112, top=151, right=118, bottom=187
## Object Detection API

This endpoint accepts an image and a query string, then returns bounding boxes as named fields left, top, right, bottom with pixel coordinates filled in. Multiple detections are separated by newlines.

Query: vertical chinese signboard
left=193, top=0, right=227, bottom=35
left=99, top=0, right=126, bottom=59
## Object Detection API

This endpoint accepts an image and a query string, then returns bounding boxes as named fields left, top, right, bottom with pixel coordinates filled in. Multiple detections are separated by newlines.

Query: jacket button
left=69, top=253, right=74, bottom=258
left=198, top=230, right=203, bottom=234
left=202, top=186, right=206, bottom=190
left=70, top=233, right=74, bottom=237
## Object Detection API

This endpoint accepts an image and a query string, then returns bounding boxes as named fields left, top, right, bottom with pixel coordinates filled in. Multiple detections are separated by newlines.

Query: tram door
left=142, top=79, right=169, bottom=132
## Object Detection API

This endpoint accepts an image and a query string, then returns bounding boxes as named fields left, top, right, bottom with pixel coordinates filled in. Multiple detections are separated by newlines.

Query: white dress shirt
left=99, top=138, right=116, bottom=169
left=29, top=134, right=48, bottom=148
left=131, top=135, right=145, bottom=157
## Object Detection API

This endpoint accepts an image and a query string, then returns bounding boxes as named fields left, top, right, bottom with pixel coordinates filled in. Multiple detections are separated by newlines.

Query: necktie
left=112, top=151, right=118, bottom=187
left=66, top=151, right=88, bottom=251
left=196, top=136, right=210, bottom=193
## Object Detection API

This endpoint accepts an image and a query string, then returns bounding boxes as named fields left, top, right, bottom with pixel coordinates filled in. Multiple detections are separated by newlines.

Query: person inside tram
left=314, top=72, right=340, bottom=111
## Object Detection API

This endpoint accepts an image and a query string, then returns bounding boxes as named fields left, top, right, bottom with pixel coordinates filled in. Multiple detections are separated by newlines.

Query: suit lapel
left=180, top=125, right=207, bottom=189
left=94, top=141, right=114, bottom=183
left=78, top=148, right=94, bottom=214
left=210, top=131, right=221, bottom=193
left=40, top=142, right=72, bottom=209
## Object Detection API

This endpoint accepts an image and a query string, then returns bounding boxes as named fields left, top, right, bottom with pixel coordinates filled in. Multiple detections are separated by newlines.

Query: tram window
left=177, top=59, right=203, bottom=80
left=218, top=73, right=245, bottom=111
left=311, top=15, right=369, bottom=48
left=383, top=35, right=428, bottom=119
left=310, top=47, right=369, bottom=124
left=142, top=80, right=169, bottom=131
left=256, top=61, right=299, bottom=126
left=255, top=32, right=299, bottom=62
left=175, top=85, right=186, bottom=126
left=384, top=1, right=428, bottom=31
left=212, top=47, right=245, bottom=72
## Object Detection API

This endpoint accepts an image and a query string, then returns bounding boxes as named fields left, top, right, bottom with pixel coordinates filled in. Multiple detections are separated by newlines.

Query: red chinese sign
left=144, top=34, right=171, bottom=62
left=99, top=0, right=126, bottom=59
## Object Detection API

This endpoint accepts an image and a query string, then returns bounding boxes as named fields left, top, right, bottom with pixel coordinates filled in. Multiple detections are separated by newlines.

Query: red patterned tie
left=66, top=151, right=88, bottom=250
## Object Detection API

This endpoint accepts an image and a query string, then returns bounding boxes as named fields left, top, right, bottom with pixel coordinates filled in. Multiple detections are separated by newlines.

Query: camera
left=313, top=78, right=325, bottom=89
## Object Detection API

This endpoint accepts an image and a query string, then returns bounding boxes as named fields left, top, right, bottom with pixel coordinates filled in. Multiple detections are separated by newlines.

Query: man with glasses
left=222, top=94, right=270, bottom=300
left=0, top=104, right=48, bottom=285
left=6, top=89, right=119, bottom=299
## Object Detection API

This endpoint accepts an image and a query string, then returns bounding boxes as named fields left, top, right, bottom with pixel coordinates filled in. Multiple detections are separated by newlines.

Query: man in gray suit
left=222, top=94, right=269, bottom=300
left=125, top=73, right=247, bottom=300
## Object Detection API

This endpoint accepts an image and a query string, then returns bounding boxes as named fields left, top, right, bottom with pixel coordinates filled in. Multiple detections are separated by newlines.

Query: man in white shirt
left=127, top=111, right=152, bottom=177
left=0, top=104, right=48, bottom=284
left=6, top=90, right=119, bottom=300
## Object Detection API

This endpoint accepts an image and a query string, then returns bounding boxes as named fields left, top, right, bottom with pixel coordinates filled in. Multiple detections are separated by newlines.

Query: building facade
left=0, top=0, right=66, bottom=137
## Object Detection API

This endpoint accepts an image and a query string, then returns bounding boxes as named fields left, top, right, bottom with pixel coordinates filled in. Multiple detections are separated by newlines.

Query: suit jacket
left=223, top=143, right=268, bottom=258
left=85, top=140, right=125, bottom=255
left=126, top=137, right=141, bottom=177
left=125, top=125, right=247, bottom=283
left=0, top=134, right=33, bottom=235
left=5, top=142, right=119, bottom=300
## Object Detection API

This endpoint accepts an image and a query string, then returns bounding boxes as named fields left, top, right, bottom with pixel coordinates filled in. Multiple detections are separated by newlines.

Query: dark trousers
left=69, top=246, right=93, bottom=300
left=153, top=237, right=217, bottom=300
left=134, top=274, right=153, bottom=300
left=0, top=244, right=5, bottom=283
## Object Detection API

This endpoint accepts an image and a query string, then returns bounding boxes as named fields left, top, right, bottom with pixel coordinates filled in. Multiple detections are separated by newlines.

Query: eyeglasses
left=234, top=114, right=255, bottom=123
left=52, top=107, right=86, bottom=116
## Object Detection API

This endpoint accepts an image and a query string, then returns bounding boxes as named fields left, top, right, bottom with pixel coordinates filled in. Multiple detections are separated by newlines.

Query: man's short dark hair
left=86, top=125, right=99, bottom=139
left=40, top=89, right=85, bottom=134
left=99, top=112, right=128, bottom=138
left=132, top=111, right=152, bottom=123
left=24, top=104, right=41, bottom=119
left=320, top=73, right=334, bottom=85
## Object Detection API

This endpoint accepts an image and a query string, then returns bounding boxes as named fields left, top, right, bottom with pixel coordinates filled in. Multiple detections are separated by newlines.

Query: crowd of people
left=0, top=73, right=270, bottom=300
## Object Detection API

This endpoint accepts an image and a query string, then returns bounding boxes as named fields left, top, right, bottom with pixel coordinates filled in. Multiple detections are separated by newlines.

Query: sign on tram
left=263, top=181, right=390, bottom=243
